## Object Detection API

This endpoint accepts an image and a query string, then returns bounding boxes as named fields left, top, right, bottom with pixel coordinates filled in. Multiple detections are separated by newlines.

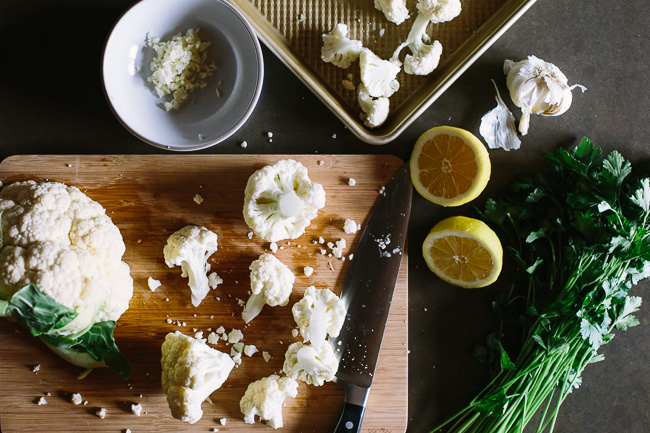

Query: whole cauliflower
left=0, top=181, right=133, bottom=376
left=242, top=253, right=295, bottom=324
left=243, top=159, right=326, bottom=242
left=240, top=374, right=298, bottom=429
left=292, top=286, right=345, bottom=350
left=283, top=341, right=338, bottom=386
left=161, top=331, right=235, bottom=424
left=321, top=23, right=363, bottom=69
left=163, top=225, right=219, bottom=307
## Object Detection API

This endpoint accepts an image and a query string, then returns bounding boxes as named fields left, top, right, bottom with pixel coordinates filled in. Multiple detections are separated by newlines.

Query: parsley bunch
left=435, top=138, right=650, bottom=433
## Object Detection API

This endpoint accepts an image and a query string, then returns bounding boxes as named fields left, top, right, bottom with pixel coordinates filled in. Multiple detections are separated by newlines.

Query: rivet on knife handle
left=334, top=402, right=365, bottom=433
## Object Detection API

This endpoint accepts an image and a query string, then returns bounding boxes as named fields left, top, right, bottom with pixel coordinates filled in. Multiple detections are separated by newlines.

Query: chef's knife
left=331, top=161, right=412, bottom=433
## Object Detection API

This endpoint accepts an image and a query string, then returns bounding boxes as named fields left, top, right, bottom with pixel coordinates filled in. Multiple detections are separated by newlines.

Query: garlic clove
left=479, top=80, right=521, bottom=151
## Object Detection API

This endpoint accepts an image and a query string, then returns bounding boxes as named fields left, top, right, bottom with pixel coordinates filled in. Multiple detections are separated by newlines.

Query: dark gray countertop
left=1, top=1, right=649, bottom=432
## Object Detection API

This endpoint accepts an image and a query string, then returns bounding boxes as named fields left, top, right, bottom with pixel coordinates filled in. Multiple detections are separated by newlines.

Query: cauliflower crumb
left=269, top=242, right=278, bottom=253
left=303, top=266, right=314, bottom=277
left=228, top=329, right=244, bottom=344
left=146, top=29, right=215, bottom=111
left=379, top=28, right=386, bottom=37
left=71, top=393, right=83, bottom=405
left=194, top=194, right=204, bottom=204
left=147, top=277, right=162, bottom=292
left=348, top=178, right=356, bottom=186
left=208, top=332, right=220, bottom=345
left=195, top=331, right=204, bottom=340
left=291, top=328, right=299, bottom=338
left=208, top=272, right=223, bottom=289
left=96, top=408, right=107, bottom=419
left=131, top=403, right=143, bottom=416
left=219, top=417, right=227, bottom=426
left=263, top=351, right=272, bottom=362
left=318, top=237, right=325, bottom=244
left=344, top=219, right=360, bottom=234
left=240, top=140, right=248, bottom=149
left=247, top=231, right=254, bottom=239
left=216, top=326, right=226, bottom=334
left=317, top=160, right=324, bottom=166
left=32, top=364, right=40, bottom=373
left=342, top=79, right=356, bottom=91
left=244, top=344, right=259, bottom=357
left=37, top=397, right=47, bottom=405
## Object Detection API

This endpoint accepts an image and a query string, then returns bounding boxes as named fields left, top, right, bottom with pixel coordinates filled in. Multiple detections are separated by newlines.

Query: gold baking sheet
left=230, top=0, right=537, bottom=144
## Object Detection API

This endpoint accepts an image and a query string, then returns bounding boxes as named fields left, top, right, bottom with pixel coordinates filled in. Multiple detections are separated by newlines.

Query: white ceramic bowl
left=102, top=0, right=264, bottom=151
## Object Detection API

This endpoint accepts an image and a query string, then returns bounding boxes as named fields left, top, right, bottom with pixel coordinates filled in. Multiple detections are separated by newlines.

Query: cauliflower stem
left=0, top=284, right=131, bottom=378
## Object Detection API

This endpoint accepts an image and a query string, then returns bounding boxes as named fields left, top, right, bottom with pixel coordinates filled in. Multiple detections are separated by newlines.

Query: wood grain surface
left=0, top=154, right=408, bottom=433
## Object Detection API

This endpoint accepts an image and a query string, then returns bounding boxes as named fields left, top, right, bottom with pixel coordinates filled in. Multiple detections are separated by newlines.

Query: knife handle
left=334, top=402, right=365, bottom=433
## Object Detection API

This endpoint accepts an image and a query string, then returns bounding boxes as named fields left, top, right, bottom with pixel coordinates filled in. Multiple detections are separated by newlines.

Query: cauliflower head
left=374, top=0, right=410, bottom=25
left=242, top=253, right=295, bottom=324
left=358, top=84, right=390, bottom=129
left=0, top=181, right=133, bottom=375
left=283, top=341, right=338, bottom=386
left=163, top=225, right=219, bottom=307
left=243, top=159, right=326, bottom=242
left=292, top=286, right=345, bottom=350
left=321, top=23, right=363, bottom=69
left=359, top=48, right=401, bottom=98
left=404, top=39, right=442, bottom=75
left=417, top=0, right=462, bottom=24
left=161, top=331, right=235, bottom=424
left=390, top=8, right=444, bottom=76
left=240, top=374, right=298, bottom=429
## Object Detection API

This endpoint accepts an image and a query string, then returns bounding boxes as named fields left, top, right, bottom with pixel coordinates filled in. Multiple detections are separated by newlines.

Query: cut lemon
left=411, top=126, right=491, bottom=206
left=423, top=216, right=503, bottom=288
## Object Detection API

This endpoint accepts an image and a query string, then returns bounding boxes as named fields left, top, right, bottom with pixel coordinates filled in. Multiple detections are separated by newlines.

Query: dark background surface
left=1, top=1, right=650, bottom=432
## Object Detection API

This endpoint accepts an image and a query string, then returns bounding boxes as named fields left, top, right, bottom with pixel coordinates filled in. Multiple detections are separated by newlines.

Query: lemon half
left=411, top=126, right=491, bottom=207
left=423, top=216, right=503, bottom=288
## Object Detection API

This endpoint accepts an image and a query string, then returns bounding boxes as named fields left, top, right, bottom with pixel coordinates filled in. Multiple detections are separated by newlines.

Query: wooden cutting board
left=0, top=154, right=408, bottom=433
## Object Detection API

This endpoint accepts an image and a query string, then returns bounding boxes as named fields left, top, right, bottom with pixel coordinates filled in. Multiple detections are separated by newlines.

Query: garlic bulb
left=504, top=55, right=586, bottom=135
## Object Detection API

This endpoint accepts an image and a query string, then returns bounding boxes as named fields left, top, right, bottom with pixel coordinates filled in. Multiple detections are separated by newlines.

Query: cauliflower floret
left=373, top=0, right=410, bottom=25
left=282, top=341, right=338, bottom=386
left=358, top=84, right=390, bottom=128
left=242, top=254, right=295, bottom=324
left=292, top=286, right=345, bottom=350
left=240, top=375, right=298, bottom=429
left=0, top=181, right=134, bottom=375
left=417, top=0, right=462, bottom=24
left=359, top=48, right=401, bottom=98
left=243, top=159, right=326, bottom=242
left=163, top=225, right=219, bottom=307
left=321, top=23, right=363, bottom=69
left=161, top=331, right=235, bottom=424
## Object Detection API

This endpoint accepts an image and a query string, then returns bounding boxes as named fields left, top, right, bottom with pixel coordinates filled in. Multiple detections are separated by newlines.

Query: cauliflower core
left=161, top=331, right=235, bottom=424
left=163, top=225, right=219, bottom=307
left=283, top=341, right=338, bottom=386
left=240, top=374, right=298, bottom=429
left=0, top=181, right=134, bottom=339
left=292, top=286, right=346, bottom=350
left=243, top=159, right=326, bottom=242
left=242, top=254, right=295, bottom=324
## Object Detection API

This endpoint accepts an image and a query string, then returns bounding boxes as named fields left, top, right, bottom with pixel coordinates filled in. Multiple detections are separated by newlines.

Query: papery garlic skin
left=504, top=55, right=585, bottom=135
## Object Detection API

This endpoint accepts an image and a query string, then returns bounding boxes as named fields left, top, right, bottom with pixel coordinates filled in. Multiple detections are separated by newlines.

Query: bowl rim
left=101, top=0, right=264, bottom=152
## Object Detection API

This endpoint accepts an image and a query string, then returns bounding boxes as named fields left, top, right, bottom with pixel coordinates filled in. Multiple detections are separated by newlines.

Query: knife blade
left=331, top=161, right=412, bottom=433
